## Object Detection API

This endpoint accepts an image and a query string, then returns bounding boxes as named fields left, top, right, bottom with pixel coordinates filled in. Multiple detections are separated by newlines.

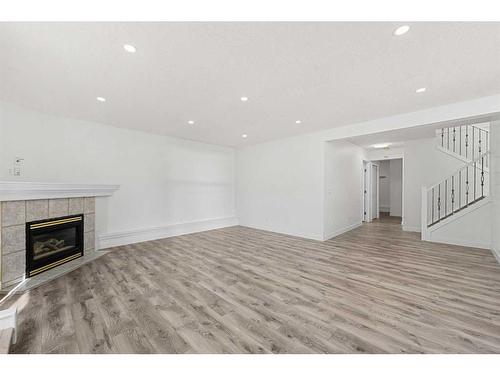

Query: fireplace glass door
left=26, top=214, right=84, bottom=277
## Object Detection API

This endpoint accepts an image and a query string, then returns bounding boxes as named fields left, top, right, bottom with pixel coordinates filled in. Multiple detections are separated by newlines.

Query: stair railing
left=436, top=124, right=489, bottom=166
left=423, top=150, right=490, bottom=228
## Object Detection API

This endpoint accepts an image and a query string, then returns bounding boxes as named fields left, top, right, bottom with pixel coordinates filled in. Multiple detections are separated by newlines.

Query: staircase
left=421, top=123, right=491, bottom=244
left=435, top=123, right=490, bottom=165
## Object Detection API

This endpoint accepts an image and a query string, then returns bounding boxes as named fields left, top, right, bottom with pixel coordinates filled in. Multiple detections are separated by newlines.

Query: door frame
left=363, top=161, right=380, bottom=222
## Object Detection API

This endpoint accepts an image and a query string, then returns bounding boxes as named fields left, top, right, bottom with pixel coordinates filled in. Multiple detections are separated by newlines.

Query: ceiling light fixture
left=242, top=134, right=248, bottom=138
left=415, top=87, right=427, bottom=93
left=372, top=143, right=391, bottom=149
left=187, top=120, right=195, bottom=125
left=96, top=96, right=106, bottom=102
left=295, top=120, right=302, bottom=124
left=240, top=97, right=248, bottom=102
left=394, top=25, right=410, bottom=36
left=123, top=44, right=137, bottom=53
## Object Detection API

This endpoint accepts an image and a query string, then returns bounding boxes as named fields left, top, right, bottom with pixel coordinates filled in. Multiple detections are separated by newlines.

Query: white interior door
left=363, top=162, right=368, bottom=222
left=370, top=164, right=379, bottom=221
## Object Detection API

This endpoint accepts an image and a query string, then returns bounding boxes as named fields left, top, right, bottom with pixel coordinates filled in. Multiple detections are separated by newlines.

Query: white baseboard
left=403, top=225, right=421, bottom=233
left=427, top=236, right=491, bottom=250
left=98, top=216, right=239, bottom=249
left=324, top=222, right=362, bottom=241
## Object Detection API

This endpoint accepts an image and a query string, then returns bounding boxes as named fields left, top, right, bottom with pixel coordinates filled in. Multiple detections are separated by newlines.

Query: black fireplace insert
left=26, top=214, right=84, bottom=277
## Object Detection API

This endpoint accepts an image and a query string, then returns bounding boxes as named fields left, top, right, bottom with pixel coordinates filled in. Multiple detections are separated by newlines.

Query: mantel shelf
left=0, top=181, right=120, bottom=201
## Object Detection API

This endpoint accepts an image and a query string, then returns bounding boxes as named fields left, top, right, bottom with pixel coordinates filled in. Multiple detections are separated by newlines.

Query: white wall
left=323, top=140, right=365, bottom=240
left=378, top=160, right=390, bottom=213
left=491, top=121, right=500, bottom=260
left=236, top=95, right=500, bottom=241
left=0, top=101, right=237, bottom=247
left=389, top=159, right=403, bottom=217
left=427, top=200, right=492, bottom=249
left=403, top=137, right=465, bottom=232
left=366, top=147, right=404, bottom=161
left=236, top=134, right=325, bottom=240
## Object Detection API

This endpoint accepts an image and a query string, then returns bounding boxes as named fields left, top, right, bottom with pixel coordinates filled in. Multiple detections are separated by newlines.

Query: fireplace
left=26, top=214, right=84, bottom=277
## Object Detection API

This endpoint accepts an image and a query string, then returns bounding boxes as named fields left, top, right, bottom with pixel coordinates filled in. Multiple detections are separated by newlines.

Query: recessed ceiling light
left=123, top=44, right=137, bottom=53
left=187, top=120, right=195, bottom=125
left=394, top=25, right=410, bottom=36
left=242, top=134, right=248, bottom=138
left=240, top=97, right=248, bottom=102
left=295, top=120, right=302, bottom=124
left=415, top=87, right=426, bottom=93
left=96, top=96, right=106, bottom=102
left=372, top=143, right=391, bottom=149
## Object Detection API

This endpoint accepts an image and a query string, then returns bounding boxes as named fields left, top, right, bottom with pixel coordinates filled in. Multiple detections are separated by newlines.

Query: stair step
left=0, top=327, right=14, bottom=354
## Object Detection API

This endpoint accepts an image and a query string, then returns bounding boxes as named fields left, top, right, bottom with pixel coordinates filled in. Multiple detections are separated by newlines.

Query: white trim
left=403, top=225, right=421, bottom=233
left=324, top=222, right=362, bottom=241
left=426, top=198, right=491, bottom=232
left=98, top=216, right=239, bottom=249
left=0, top=306, right=17, bottom=344
left=0, top=181, right=119, bottom=201
left=427, top=237, right=491, bottom=250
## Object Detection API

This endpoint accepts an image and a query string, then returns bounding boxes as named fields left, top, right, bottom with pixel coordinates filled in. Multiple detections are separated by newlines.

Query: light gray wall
left=403, top=137, right=464, bottom=232
left=324, top=140, right=365, bottom=239
left=236, top=95, right=500, bottom=241
left=0, top=101, right=236, bottom=240
left=389, top=159, right=403, bottom=217
left=236, top=134, right=325, bottom=241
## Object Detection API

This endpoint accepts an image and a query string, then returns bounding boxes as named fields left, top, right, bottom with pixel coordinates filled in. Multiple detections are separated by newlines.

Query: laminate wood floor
left=6, top=217, right=500, bottom=353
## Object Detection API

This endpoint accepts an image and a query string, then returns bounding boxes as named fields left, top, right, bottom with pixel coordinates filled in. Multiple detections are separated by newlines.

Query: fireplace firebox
left=26, top=214, right=84, bottom=277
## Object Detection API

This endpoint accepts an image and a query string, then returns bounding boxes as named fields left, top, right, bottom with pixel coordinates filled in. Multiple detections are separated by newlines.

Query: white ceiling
left=1, top=22, right=500, bottom=147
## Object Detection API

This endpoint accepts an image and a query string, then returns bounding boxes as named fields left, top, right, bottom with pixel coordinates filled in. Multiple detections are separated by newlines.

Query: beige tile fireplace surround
left=0, top=182, right=119, bottom=291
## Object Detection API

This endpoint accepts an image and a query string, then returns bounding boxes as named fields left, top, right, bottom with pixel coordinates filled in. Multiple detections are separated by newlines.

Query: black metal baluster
left=466, top=166, right=469, bottom=205
left=472, top=126, right=475, bottom=160
left=465, top=126, right=469, bottom=158
left=441, top=128, right=444, bottom=147
left=451, top=176, right=455, bottom=213
left=438, top=184, right=441, bottom=221
left=447, top=127, right=450, bottom=150
left=460, top=126, right=462, bottom=156
left=445, top=179, right=448, bottom=216
left=459, top=170, right=461, bottom=209
left=481, top=155, right=485, bottom=198
left=473, top=161, right=477, bottom=201
left=479, top=129, right=482, bottom=157
left=453, top=127, right=456, bottom=153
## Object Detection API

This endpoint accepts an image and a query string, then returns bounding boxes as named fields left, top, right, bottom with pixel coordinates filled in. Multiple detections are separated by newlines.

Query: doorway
left=363, top=161, right=379, bottom=222
left=364, top=158, right=403, bottom=224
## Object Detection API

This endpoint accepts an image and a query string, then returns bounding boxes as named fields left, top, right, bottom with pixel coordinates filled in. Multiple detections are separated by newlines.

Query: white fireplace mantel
left=0, top=181, right=120, bottom=201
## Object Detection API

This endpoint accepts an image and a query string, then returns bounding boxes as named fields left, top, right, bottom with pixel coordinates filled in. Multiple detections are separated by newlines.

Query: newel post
left=421, top=186, right=429, bottom=241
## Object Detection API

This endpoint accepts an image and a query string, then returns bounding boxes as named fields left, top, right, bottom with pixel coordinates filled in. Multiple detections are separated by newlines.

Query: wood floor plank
left=7, top=216, right=500, bottom=353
